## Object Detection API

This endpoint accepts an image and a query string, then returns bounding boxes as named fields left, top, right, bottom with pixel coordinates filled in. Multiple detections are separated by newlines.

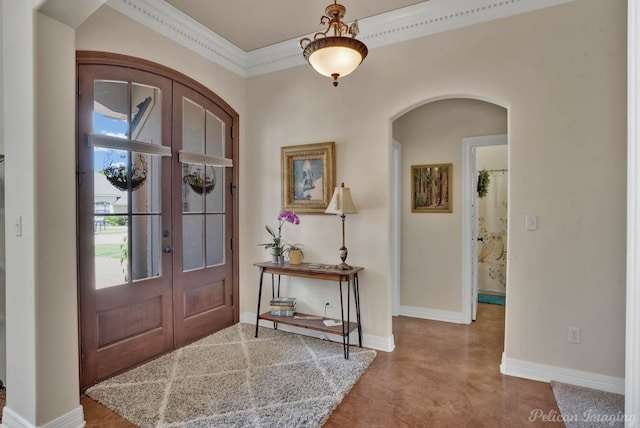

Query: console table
left=254, top=261, right=363, bottom=359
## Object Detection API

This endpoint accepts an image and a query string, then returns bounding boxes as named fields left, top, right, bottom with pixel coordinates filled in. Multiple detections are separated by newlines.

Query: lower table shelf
left=259, top=312, right=358, bottom=337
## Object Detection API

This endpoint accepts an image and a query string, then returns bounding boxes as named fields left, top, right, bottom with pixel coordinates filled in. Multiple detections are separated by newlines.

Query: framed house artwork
left=411, top=163, right=452, bottom=213
left=281, top=142, right=336, bottom=214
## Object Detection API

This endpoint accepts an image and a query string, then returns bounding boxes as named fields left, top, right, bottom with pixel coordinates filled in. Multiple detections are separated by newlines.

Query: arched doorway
left=391, top=97, right=507, bottom=328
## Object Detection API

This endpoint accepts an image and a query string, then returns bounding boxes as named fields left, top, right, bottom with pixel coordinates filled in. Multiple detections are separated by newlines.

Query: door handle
left=163, top=247, right=173, bottom=253
left=477, top=237, right=484, bottom=242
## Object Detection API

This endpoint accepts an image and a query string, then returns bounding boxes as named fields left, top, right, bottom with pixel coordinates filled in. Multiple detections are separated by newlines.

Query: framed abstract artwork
left=281, top=142, right=336, bottom=214
left=411, top=163, right=452, bottom=213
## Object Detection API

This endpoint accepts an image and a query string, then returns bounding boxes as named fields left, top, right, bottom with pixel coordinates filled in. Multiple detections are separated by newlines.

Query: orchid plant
left=259, top=210, right=300, bottom=254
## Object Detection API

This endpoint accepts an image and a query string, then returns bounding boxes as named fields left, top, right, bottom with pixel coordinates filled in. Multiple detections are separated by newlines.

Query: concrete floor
left=80, top=303, right=561, bottom=427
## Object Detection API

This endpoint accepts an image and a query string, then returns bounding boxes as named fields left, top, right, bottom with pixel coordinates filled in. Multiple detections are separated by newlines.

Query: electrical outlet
left=568, top=327, right=581, bottom=344
left=324, top=297, right=332, bottom=318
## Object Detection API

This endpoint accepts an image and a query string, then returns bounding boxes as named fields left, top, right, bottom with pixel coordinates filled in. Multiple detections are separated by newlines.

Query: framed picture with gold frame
left=281, top=142, right=336, bottom=214
left=411, top=163, right=452, bottom=213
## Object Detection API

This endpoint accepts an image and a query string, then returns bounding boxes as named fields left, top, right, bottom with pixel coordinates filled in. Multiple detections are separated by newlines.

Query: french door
left=77, top=53, right=238, bottom=389
left=172, top=83, right=235, bottom=347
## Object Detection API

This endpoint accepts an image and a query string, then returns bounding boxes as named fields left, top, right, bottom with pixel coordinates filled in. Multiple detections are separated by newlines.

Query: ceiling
left=101, top=0, right=572, bottom=78
left=164, top=0, right=427, bottom=52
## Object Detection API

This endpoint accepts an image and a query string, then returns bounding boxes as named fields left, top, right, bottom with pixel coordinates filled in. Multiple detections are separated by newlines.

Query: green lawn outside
left=95, top=244, right=124, bottom=258
left=95, top=226, right=128, bottom=235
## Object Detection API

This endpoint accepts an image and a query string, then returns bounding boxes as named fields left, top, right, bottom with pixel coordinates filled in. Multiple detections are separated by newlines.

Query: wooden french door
left=172, top=83, right=235, bottom=347
left=77, top=53, right=238, bottom=389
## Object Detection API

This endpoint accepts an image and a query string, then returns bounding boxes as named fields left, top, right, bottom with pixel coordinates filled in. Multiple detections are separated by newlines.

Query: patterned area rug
left=86, top=323, right=376, bottom=427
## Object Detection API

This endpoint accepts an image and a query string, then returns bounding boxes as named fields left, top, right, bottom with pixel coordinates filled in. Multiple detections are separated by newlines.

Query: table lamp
left=325, top=182, right=358, bottom=270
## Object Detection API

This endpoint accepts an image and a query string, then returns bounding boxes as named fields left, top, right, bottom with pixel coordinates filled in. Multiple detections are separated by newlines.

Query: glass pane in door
left=130, top=83, right=161, bottom=143
left=206, top=214, right=224, bottom=267
left=205, top=110, right=225, bottom=158
left=92, top=80, right=165, bottom=289
left=205, top=166, right=224, bottom=212
left=94, top=80, right=128, bottom=139
left=183, top=215, right=204, bottom=271
left=181, top=98, right=231, bottom=273
left=132, top=152, right=161, bottom=214
left=131, top=215, right=161, bottom=281
left=183, top=98, right=204, bottom=153
left=94, top=215, right=129, bottom=289
left=92, top=81, right=128, bottom=287
left=182, top=163, right=205, bottom=213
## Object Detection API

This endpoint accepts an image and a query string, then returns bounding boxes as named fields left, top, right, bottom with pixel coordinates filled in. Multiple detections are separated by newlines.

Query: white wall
left=2, top=7, right=85, bottom=426
left=393, top=99, right=507, bottom=314
left=34, top=12, right=81, bottom=424
left=477, top=146, right=508, bottom=172
left=245, top=0, right=626, bottom=379
left=0, top=0, right=628, bottom=424
left=1, top=0, right=38, bottom=423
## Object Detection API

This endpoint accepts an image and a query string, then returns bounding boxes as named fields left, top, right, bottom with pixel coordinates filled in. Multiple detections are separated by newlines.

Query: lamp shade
left=305, top=37, right=368, bottom=79
left=325, top=183, right=358, bottom=215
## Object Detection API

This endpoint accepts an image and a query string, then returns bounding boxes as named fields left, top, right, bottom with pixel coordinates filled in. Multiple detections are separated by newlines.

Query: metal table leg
left=346, top=276, right=351, bottom=359
left=353, top=273, right=362, bottom=347
left=271, top=274, right=280, bottom=330
left=255, top=269, right=265, bottom=337
left=339, top=279, right=348, bottom=359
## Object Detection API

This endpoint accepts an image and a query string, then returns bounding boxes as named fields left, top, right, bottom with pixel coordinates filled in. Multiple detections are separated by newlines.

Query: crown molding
left=106, top=0, right=573, bottom=78
left=105, top=0, right=247, bottom=76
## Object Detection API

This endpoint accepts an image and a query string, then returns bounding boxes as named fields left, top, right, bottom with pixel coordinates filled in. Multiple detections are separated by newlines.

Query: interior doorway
left=476, top=146, right=508, bottom=301
left=461, top=134, right=508, bottom=322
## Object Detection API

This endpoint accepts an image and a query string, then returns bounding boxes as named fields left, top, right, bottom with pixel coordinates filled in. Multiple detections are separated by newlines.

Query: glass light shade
left=301, top=37, right=368, bottom=85
left=308, top=45, right=363, bottom=78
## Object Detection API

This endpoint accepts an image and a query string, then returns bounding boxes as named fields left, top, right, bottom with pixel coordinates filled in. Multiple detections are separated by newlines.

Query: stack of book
left=270, top=297, right=296, bottom=316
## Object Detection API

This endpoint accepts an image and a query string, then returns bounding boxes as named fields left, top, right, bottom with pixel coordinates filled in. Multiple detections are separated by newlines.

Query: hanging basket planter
left=102, top=152, right=148, bottom=192
left=185, top=167, right=216, bottom=195
left=106, top=174, right=147, bottom=191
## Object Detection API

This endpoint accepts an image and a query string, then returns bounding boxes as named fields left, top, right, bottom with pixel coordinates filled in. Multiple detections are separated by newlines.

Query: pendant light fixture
left=299, top=1, right=368, bottom=87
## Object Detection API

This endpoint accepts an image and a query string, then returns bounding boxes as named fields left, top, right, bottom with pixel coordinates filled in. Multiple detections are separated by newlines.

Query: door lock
left=163, top=247, right=173, bottom=253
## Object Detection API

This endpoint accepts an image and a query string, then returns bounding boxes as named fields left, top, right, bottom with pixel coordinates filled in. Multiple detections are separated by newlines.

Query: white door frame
left=391, top=140, right=401, bottom=317
left=627, top=0, right=640, bottom=421
left=461, top=134, right=507, bottom=324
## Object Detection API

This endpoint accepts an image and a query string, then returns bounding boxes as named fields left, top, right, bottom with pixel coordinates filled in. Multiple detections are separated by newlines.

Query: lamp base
left=336, top=246, right=350, bottom=270
left=336, top=262, right=352, bottom=270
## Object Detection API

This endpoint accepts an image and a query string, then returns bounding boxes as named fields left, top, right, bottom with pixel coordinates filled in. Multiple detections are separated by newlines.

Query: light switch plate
left=525, top=215, right=537, bottom=231
left=14, top=215, right=22, bottom=236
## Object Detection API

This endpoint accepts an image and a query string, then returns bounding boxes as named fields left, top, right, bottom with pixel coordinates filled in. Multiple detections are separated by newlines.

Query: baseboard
left=239, top=312, right=395, bottom=352
left=399, top=305, right=465, bottom=324
left=500, top=352, right=625, bottom=394
left=1, top=405, right=85, bottom=428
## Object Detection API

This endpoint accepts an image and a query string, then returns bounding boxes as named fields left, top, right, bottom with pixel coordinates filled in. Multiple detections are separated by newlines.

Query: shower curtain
left=477, top=170, right=507, bottom=294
